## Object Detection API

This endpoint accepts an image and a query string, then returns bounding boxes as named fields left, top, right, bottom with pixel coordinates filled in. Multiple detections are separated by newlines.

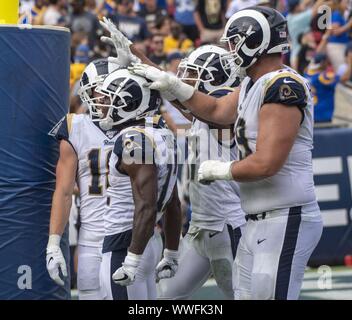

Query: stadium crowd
left=19, top=0, right=352, bottom=124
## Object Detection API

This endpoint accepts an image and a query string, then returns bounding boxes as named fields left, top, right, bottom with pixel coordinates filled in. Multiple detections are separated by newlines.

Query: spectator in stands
left=138, top=0, right=168, bottom=11
left=31, top=0, right=48, bottom=25
left=326, top=0, right=352, bottom=71
left=148, top=33, right=168, bottom=68
left=305, top=46, right=352, bottom=123
left=163, top=20, right=193, bottom=54
left=155, top=15, right=172, bottom=36
left=70, top=41, right=89, bottom=88
left=20, top=0, right=35, bottom=13
left=109, top=0, right=149, bottom=42
left=287, top=0, right=327, bottom=70
left=85, top=0, right=97, bottom=12
left=166, top=50, right=183, bottom=74
left=96, top=0, right=117, bottom=17
left=69, top=0, right=100, bottom=48
left=43, top=0, right=67, bottom=25
left=297, top=31, right=317, bottom=74
left=226, top=0, right=258, bottom=19
left=169, top=0, right=199, bottom=42
left=139, top=0, right=167, bottom=33
left=194, top=0, right=226, bottom=44
left=91, top=37, right=112, bottom=59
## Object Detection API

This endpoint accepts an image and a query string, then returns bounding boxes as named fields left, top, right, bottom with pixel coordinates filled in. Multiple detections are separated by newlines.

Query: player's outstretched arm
left=129, top=63, right=239, bottom=125
left=111, top=162, right=158, bottom=286
left=47, top=140, right=77, bottom=286
left=155, top=185, right=182, bottom=282
left=182, top=88, right=239, bottom=126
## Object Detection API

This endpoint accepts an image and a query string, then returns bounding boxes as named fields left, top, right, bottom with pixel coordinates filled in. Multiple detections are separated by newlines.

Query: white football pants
left=157, top=224, right=243, bottom=300
left=100, top=232, right=163, bottom=300
left=233, top=205, right=323, bottom=300
left=77, top=245, right=104, bottom=300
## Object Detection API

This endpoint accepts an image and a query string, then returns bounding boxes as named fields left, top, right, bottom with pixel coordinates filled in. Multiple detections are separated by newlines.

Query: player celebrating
left=46, top=58, right=121, bottom=299
left=157, top=45, right=246, bottom=299
left=96, top=69, right=182, bottom=300
left=129, top=6, right=323, bottom=300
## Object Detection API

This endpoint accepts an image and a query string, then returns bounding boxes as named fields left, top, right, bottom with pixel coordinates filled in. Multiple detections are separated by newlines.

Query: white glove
left=100, top=17, right=141, bottom=65
left=109, top=50, right=135, bottom=69
left=198, top=160, right=235, bottom=184
left=160, top=90, right=177, bottom=102
left=128, top=63, right=195, bottom=102
left=46, top=234, right=67, bottom=287
left=155, top=249, right=179, bottom=282
left=112, top=251, right=141, bottom=286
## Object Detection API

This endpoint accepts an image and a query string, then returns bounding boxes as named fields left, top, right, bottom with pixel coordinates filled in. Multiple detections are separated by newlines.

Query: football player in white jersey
left=96, top=69, right=182, bottom=300
left=157, top=45, right=246, bottom=300
left=98, top=19, right=246, bottom=300
left=129, top=6, right=323, bottom=300
left=46, top=58, right=122, bottom=299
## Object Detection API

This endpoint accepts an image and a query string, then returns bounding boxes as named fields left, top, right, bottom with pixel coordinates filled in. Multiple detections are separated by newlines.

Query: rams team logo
left=279, top=83, right=298, bottom=101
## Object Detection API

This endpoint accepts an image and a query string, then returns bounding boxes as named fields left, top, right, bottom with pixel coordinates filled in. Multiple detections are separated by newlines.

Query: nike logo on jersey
left=283, top=78, right=295, bottom=84
left=257, top=239, right=266, bottom=245
left=48, top=257, right=54, bottom=265
left=125, top=132, right=138, bottom=139
left=209, top=232, right=219, bottom=238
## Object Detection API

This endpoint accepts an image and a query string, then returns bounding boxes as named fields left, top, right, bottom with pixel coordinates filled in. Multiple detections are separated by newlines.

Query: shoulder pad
left=113, top=128, right=155, bottom=165
left=49, top=114, right=74, bottom=141
left=263, top=73, right=308, bottom=109
left=151, top=114, right=167, bottom=129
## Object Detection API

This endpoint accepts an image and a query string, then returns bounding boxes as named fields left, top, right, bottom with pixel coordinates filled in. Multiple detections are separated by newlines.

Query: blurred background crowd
left=18, top=0, right=352, bottom=125
left=18, top=0, right=352, bottom=289
left=20, top=0, right=352, bottom=129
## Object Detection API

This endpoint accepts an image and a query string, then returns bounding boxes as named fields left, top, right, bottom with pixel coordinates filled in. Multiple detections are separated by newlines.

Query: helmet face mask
left=78, top=58, right=121, bottom=123
left=177, top=57, right=216, bottom=90
left=177, top=45, right=241, bottom=94
left=220, top=34, right=247, bottom=72
left=79, top=76, right=108, bottom=121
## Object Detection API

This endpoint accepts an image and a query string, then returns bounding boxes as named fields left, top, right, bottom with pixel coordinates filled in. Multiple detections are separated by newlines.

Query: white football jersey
left=104, top=116, right=178, bottom=236
left=187, top=88, right=245, bottom=231
left=54, top=113, right=118, bottom=247
left=235, top=67, right=318, bottom=214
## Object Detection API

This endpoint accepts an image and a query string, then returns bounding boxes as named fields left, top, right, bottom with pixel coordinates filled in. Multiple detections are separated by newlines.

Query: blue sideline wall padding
left=0, top=26, right=71, bottom=299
